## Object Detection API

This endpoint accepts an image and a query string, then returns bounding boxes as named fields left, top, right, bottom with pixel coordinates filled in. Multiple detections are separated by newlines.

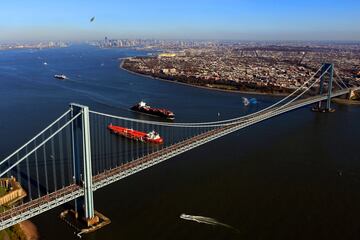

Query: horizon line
left=1, top=39, right=360, bottom=44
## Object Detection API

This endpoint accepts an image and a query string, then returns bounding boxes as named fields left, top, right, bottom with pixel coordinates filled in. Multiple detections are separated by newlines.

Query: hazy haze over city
left=1, top=0, right=360, bottom=42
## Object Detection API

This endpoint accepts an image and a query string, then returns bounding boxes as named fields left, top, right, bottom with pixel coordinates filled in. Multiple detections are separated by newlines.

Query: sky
left=0, top=0, right=359, bottom=42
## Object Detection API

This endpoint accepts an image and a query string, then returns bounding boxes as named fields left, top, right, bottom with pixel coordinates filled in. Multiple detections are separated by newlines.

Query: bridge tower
left=70, top=103, right=98, bottom=226
left=314, top=63, right=334, bottom=112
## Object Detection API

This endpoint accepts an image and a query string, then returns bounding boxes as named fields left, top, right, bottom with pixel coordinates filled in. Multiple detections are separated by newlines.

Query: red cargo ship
left=108, top=124, right=164, bottom=144
left=130, top=101, right=175, bottom=119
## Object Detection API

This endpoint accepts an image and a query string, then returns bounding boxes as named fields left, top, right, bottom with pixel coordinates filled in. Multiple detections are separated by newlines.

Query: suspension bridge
left=0, top=63, right=359, bottom=232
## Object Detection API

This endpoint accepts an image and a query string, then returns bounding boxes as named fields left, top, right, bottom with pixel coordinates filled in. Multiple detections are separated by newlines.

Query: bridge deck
left=0, top=185, right=82, bottom=224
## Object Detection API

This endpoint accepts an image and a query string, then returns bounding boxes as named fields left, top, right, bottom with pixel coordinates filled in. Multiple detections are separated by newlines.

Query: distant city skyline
left=1, top=0, right=360, bottom=42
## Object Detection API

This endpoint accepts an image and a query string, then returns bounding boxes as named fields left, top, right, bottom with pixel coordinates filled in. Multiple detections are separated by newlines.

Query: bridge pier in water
left=313, top=63, right=335, bottom=112
left=61, top=103, right=110, bottom=234
left=70, top=103, right=97, bottom=225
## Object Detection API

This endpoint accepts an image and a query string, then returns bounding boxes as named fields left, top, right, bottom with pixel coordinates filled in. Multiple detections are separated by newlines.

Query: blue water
left=0, top=45, right=360, bottom=240
left=0, top=45, right=270, bottom=158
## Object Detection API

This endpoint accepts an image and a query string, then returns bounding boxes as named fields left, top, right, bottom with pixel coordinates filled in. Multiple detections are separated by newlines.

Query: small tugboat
left=242, top=97, right=250, bottom=106
left=108, top=124, right=164, bottom=144
left=242, top=97, right=257, bottom=106
left=130, top=101, right=175, bottom=119
left=54, top=74, right=67, bottom=80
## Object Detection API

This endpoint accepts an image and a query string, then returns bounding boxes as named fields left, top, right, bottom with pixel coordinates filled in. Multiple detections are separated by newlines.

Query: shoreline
left=119, top=58, right=288, bottom=97
left=19, top=221, right=39, bottom=240
left=0, top=221, right=39, bottom=240
left=332, top=98, right=360, bottom=105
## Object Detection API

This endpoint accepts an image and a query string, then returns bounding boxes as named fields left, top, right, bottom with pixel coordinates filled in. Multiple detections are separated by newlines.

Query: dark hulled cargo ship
left=130, top=101, right=175, bottom=119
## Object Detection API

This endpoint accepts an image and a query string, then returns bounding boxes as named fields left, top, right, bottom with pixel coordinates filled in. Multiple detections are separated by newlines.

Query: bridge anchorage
left=0, top=63, right=359, bottom=237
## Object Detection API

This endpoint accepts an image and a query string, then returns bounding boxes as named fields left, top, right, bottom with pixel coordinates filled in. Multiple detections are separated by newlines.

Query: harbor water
left=0, top=45, right=359, bottom=240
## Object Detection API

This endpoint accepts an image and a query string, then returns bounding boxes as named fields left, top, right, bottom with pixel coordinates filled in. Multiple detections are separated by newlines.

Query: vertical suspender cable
left=101, top=115, right=105, bottom=171
left=65, top=122, right=72, bottom=186
left=104, top=115, right=108, bottom=170
left=147, top=124, right=150, bottom=156
left=97, top=115, right=101, bottom=174
left=106, top=116, right=110, bottom=170
left=125, top=119, right=128, bottom=164
left=136, top=121, right=139, bottom=160
left=115, top=118, right=119, bottom=167
left=25, top=146, right=32, bottom=200
left=98, top=115, right=102, bottom=173
left=50, top=128, right=57, bottom=191
left=34, top=140, right=41, bottom=198
left=16, top=153, right=21, bottom=186
left=108, top=117, right=112, bottom=169
left=130, top=120, right=133, bottom=161
left=42, top=135, right=49, bottom=194
left=108, top=116, right=112, bottom=169
left=58, top=122, right=65, bottom=188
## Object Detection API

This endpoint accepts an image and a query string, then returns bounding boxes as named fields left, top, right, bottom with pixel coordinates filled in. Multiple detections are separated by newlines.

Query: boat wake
left=242, top=97, right=257, bottom=106
left=180, top=214, right=239, bottom=233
